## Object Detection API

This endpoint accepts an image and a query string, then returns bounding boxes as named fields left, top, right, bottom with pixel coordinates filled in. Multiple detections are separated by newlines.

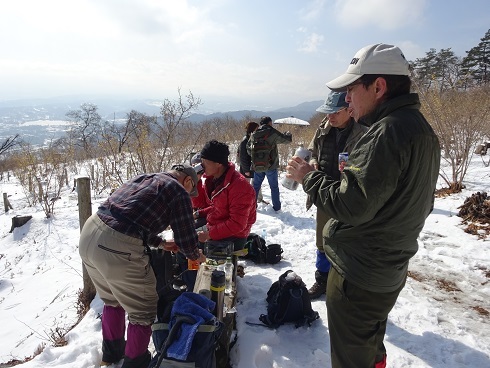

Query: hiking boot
left=121, top=350, right=151, bottom=368
left=308, top=270, right=328, bottom=299
left=101, top=336, right=125, bottom=367
left=100, top=359, right=123, bottom=368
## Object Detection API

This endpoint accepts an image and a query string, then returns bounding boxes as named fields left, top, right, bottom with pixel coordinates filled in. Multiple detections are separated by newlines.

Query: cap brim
left=316, top=105, right=344, bottom=114
left=188, top=169, right=199, bottom=197
left=326, top=73, right=361, bottom=92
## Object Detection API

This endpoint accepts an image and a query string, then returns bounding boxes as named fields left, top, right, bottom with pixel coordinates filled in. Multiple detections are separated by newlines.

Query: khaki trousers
left=79, top=214, right=158, bottom=325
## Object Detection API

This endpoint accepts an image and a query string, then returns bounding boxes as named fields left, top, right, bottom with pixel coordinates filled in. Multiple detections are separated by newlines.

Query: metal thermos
left=281, top=145, right=311, bottom=190
left=210, top=270, right=225, bottom=321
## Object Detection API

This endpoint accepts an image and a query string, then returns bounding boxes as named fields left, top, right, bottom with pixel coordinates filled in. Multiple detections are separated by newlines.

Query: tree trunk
left=3, top=193, right=13, bottom=212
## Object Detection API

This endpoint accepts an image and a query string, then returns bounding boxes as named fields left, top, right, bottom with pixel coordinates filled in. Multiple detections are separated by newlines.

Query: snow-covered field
left=0, top=156, right=489, bottom=367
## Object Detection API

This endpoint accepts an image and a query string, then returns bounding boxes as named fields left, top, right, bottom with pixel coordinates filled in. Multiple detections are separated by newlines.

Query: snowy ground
left=0, top=156, right=489, bottom=367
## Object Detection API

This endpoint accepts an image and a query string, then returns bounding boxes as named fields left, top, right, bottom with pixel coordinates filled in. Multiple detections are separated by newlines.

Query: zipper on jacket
left=211, top=183, right=230, bottom=201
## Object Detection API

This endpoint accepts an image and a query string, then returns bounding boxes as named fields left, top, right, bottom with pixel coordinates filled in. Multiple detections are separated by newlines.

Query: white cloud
left=298, top=32, right=325, bottom=53
left=299, top=0, right=327, bottom=21
left=334, top=0, right=427, bottom=30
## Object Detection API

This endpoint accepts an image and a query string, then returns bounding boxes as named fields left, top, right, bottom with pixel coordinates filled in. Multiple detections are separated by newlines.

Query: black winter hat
left=200, top=140, right=230, bottom=165
left=260, top=116, right=272, bottom=125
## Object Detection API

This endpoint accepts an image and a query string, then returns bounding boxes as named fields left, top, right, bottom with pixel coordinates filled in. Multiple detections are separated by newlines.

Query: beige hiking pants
left=79, top=214, right=158, bottom=326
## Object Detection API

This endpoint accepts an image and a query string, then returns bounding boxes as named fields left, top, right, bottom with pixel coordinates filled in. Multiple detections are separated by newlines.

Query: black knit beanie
left=200, top=140, right=230, bottom=165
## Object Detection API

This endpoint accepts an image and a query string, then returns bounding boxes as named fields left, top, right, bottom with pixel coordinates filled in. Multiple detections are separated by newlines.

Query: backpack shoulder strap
left=295, top=286, right=319, bottom=327
left=155, top=315, right=195, bottom=366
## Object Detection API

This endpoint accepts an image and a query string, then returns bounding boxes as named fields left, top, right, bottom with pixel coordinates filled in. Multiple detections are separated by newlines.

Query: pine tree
left=460, top=29, right=490, bottom=87
left=412, top=48, right=460, bottom=92
left=412, top=48, right=438, bottom=91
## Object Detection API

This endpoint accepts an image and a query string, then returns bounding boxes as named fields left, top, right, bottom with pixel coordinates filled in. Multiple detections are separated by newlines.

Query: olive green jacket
left=303, top=93, right=441, bottom=292
left=306, top=118, right=368, bottom=211
left=246, top=124, right=292, bottom=172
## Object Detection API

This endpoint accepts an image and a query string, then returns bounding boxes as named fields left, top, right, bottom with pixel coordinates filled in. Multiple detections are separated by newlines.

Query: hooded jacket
left=237, top=134, right=254, bottom=178
left=303, top=93, right=440, bottom=292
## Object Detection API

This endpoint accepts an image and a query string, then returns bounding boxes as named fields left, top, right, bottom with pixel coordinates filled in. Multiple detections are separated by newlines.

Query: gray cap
left=190, top=153, right=202, bottom=165
left=171, top=163, right=199, bottom=197
left=316, top=91, right=348, bottom=114
left=326, top=43, right=410, bottom=91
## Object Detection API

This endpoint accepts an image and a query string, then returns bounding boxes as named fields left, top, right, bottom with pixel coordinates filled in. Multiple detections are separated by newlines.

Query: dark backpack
left=149, top=292, right=224, bottom=368
left=259, top=270, right=319, bottom=328
left=249, top=130, right=273, bottom=173
left=244, top=233, right=283, bottom=264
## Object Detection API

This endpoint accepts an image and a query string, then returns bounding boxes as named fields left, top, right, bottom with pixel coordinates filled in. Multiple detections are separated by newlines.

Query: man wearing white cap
left=286, top=44, right=440, bottom=368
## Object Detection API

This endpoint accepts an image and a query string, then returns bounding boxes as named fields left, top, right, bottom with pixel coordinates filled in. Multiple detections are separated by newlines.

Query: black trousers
left=326, top=266, right=406, bottom=368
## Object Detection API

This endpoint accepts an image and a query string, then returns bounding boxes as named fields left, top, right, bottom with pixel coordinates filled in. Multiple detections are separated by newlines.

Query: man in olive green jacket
left=286, top=44, right=440, bottom=368
left=306, top=91, right=367, bottom=299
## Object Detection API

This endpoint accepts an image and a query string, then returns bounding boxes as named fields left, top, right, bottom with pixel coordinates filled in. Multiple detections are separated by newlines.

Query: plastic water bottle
left=285, top=271, right=297, bottom=281
left=281, top=145, right=311, bottom=190
left=224, top=257, right=234, bottom=294
left=261, top=228, right=267, bottom=241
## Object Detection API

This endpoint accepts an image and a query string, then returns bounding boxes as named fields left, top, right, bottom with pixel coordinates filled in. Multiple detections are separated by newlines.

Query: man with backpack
left=286, top=44, right=440, bottom=367
left=247, top=116, right=292, bottom=211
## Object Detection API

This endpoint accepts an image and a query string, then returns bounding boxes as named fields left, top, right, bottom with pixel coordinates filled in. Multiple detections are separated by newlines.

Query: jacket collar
left=207, top=162, right=236, bottom=186
left=358, top=93, right=421, bottom=127
left=319, top=117, right=355, bottom=135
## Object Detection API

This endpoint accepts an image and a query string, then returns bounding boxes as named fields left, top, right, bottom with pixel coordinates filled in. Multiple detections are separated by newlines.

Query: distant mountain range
left=187, top=100, right=322, bottom=123
left=0, top=96, right=323, bottom=145
left=0, top=96, right=323, bottom=124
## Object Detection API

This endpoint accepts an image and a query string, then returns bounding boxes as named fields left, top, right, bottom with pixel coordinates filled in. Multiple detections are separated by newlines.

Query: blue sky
left=0, top=0, right=488, bottom=112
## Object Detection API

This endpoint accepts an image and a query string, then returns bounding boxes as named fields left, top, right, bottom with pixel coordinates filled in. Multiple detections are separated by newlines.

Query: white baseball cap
left=326, top=43, right=410, bottom=92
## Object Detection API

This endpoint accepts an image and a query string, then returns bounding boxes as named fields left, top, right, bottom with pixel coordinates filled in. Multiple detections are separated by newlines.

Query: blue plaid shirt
left=97, top=172, right=200, bottom=260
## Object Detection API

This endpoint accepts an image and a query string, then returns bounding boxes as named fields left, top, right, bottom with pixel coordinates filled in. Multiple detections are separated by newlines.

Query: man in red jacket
left=180, top=140, right=256, bottom=290
left=196, top=140, right=256, bottom=248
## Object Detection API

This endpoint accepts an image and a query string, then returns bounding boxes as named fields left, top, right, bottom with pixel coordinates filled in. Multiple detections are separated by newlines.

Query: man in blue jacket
left=286, top=44, right=440, bottom=368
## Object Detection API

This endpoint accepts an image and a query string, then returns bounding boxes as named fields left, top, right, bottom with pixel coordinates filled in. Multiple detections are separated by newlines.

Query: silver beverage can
left=338, top=152, right=349, bottom=172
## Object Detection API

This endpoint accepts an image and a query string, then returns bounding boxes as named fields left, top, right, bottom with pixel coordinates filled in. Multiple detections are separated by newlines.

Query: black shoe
left=121, top=350, right=151, bottom=368
left=308, top=281, right=327, bottom=299
left=101, top=338, right=125, bottom=366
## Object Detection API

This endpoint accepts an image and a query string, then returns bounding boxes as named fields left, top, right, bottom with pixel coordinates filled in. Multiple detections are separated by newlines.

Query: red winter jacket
left=200, top=163, right=256, bottom=240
